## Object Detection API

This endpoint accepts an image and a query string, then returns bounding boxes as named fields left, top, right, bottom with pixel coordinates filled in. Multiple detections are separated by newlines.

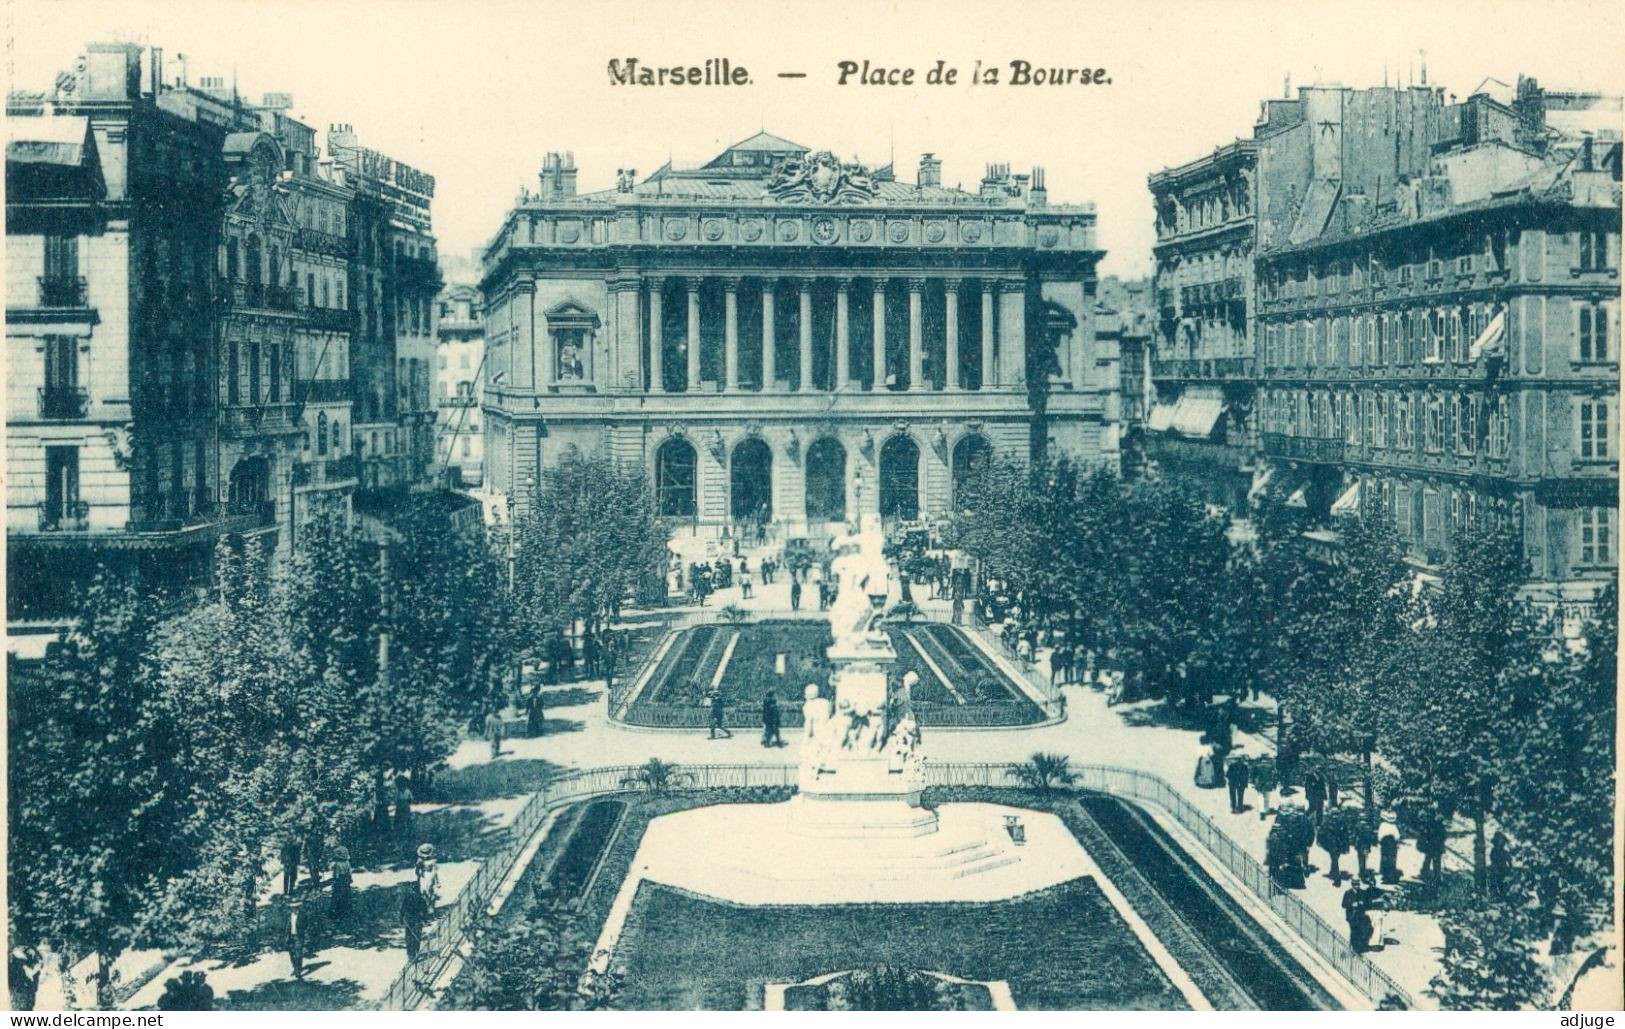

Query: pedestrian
left=1341, top=883, right=1368, bottom=954
left=1489, top=832, right=1510, bottom=895
left=400, top=882, right=428, bottom=964
left=1417, top=819, right=1446, bottom=884
left=1227, top=754, right=1251, bottom=813
left=582, top=629, right=600, bottom=679
left=740, top=568, right=753, bottom=599
left=1305, top=770, right=1327, bottom=825
left=280, top=835, right=302, bottom=897
left=790, top=580, right=802, bottom=611
left=483, top=709, right=505, bottom=760
left=239, top=845, right=260, bottom=936
left=708, top=689, right=732, bottom=739
left=329, top=845, right=353, bottom=922
left=415, top=843, right=441, bottom=911
left=761, top=692, right=782, bottom=748
left=392, top=775, right=414, bottom=838
left=285, top=895, right=307, bottom=978
left=950, top=596, right=963, bottom=625
left=1050, top=644, right=1069, bottom=686
left=526, top=688, right=546, bottom=738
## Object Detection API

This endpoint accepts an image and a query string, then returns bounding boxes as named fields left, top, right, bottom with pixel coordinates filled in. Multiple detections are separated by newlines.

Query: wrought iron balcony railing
left=37, top=276, right=88, bottom=307
left=38, top=387, right=89, bottom=419
left=37, top=500, right=90, bottom=532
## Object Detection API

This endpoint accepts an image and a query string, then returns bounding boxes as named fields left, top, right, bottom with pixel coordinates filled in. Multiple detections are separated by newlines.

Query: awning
left=1146, top=402, right=1177, bottom=432
left=1172, top=396, right=1225, bottom=438
left=1285, top=487, right=1308, bottom=509
left=1247, top=466, right=1274, bottom=501
left=1469, top=311, right=1506, bottom=360
left=6, top=115, right=91, bottom=167
left=1330, top=480, right=1362, bottom=518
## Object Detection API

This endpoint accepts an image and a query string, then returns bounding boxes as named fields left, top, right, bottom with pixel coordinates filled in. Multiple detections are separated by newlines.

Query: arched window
left=317, top=411, right=328, bottom=456
left=655, top=436, right=697, bottom=517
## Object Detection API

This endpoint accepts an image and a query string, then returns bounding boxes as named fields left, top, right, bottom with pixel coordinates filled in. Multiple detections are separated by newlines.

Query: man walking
left=790, top=579, right=802, bottom=611
left=740, top=566, right=753, bottom=600
left=1226, top=754, right=1251, bottom=813
left=400, top=883, right=428, bottom=963
left=483, top=709, right=505, bottom=760
left=761, top=692, right=782, bottom=748
left=285, top=895, right=308, bottom=978
left=708, top=689, right=732, bottom=739
left=280, top=836, right=302, bottom=897
left=526, top=687, right=546, bottom=738
left=1305, top=770, right=1327, bottom=826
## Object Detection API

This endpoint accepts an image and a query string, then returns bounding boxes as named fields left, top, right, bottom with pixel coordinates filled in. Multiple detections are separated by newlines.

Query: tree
left=1006, top=752, right=1080, bottom=795
left=1428, top=902, right=1549, bottom=1010
left=513, top=452, right=666, bottom=640
left=1492, top=582, right=1616, bottom=950
left=1385, top=524, right=1528, bottom=892
left=7, top=570, right=180, bottom=1007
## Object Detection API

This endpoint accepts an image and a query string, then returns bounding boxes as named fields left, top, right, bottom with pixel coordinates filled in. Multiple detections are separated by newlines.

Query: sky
left=9, top=0, right=1623, bottom=280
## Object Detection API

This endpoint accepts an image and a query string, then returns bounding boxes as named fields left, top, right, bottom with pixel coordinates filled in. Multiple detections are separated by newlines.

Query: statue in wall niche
left=932, top=426, right=949, bottom=464
left=557, top=342, right=584, bottom=381
left=707, top=430, right=726, bottom=464
left=787, top=429, right=801, bottom=465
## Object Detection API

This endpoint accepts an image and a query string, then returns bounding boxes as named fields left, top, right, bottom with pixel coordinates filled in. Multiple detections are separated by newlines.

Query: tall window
left=1456, top=395, right=1477, bottom=455
left=247, top=341, right=261, bottom=405
left=1579, top=507, right=1616, bottom=565
left=1579, top=397, right=1612, bottom=460
left=45, top=446, right=81, bottom=526
left=1577, top=231, right=1608, bottom=272
left=1489, top=395, right=1510, bottom=458
left=44, top=335, right=77, bottom=394
left=1424, top=394, right=1444, bottom=453
left=269, top=343, right=282, bottom=403
left=1578, top=304, right=1611, bottom=363
left=42, top=235, right=80, bottom=304
left=227, top=342, right=240, bottom=404
left=317, top=411, right=328, bottom=456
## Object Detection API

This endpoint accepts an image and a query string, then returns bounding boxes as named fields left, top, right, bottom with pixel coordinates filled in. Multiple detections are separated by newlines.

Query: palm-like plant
left=1006, top=752, right=1080, bottom=795
left=619, top=757, right=693, bottom=795
left=718, top=604, right=751, bottom=625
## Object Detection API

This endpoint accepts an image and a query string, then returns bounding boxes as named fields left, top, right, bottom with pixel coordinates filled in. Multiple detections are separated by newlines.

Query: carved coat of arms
left=768, top=151, right=876, bottom=205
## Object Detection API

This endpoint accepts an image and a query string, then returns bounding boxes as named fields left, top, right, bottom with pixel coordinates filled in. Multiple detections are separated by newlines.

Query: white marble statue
left=802, top=683, right=834, bottom=772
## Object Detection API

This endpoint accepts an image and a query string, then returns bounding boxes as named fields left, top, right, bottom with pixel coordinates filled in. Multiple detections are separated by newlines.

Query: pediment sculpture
left=768, top=151, right=876, bottom=205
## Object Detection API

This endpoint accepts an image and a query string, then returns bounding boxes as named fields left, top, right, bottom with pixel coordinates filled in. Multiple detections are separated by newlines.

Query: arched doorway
left=655, top=436, right=697, bottom=517
left=730, top=437, right=773, bottom=523
left=878, top=434, right=920, bottom=520
left=228, top=457, right=271, bottom=512
left=804, top=437, right=846, bottom=523
left=951, top=434, right=993, bottom=510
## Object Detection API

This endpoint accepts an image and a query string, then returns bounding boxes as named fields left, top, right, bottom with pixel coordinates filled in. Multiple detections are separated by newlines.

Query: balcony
left=294, top=227, right=349, bottom=258
left=1152, top=357, right=1254, bottom=382
left=37, top=500, right=89, bottom=532
left=293, top=455, right=360, bottom=488
left=222, top=282, right=301, bottom=313
left=438, top=392, right=478, bottom=408
left=37, top=387, right=89, bottom=419
left=216, top=501, right=278, bottom=534
left=38, top=276, right=89, bottom=307
left=395, top=254, right=441, bottom=292
left=221, top=402, right=303, bottom=438
left=305, top=304, right=354, bottom=333
left=295, top=378, right=352, bottom=405
left=1262, top=432, right=1345, bottom=463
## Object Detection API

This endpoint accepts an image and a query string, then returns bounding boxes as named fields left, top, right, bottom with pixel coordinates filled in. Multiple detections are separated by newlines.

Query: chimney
left=917, top=152, right=941, bottom=188
left=1029, top=166, right=1047, bottom=207
left=561, top=151, right=577, bottom=197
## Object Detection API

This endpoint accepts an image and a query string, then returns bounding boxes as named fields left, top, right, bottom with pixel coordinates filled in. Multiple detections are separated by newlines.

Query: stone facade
left=435, top=282, right=485, bottom=487
left=482, top=134, right=1115, bottom=532
left=1146, top=75, right=1621, bottom=603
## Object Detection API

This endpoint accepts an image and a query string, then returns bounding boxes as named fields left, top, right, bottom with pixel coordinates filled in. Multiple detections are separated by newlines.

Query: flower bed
left=611, top=878, right=1186, bottom=1010
left=546, top=800, right=626, bottom=898
left=627, top=622, right=1041, bottom=728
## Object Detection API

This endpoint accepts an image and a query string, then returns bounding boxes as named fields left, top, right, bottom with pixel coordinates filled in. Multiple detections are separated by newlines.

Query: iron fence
left=380, top=769, right=1411, bottom=1009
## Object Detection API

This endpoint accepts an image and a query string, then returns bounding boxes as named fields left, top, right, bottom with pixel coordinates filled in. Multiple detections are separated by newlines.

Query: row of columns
left=647, top=276, right=1026, bottom=393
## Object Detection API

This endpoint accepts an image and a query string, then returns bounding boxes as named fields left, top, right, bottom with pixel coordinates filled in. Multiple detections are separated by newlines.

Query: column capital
left=834, top=276, right=853, bottom=293
left=944, top=277, right=963, bottom=293
left=685, top=276, right=702, bottom=294
left=608, top=277, right=641, bottom=293
left=722, top=276, right=743, bottom=293
left=872, top=276, right=890, bottom=291
left=798, top=276, right=817, bottom=292
left=906, top=277, right=929, bottom=293
left=999, top=278, right=1028, bottom=294
left=646, top=275, right=666, bottom=291
left=513, top=276, right=536, bottom=296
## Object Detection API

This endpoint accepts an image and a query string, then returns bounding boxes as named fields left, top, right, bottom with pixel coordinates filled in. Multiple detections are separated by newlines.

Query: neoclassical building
left=481, top=133, right=1117, bottom=531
